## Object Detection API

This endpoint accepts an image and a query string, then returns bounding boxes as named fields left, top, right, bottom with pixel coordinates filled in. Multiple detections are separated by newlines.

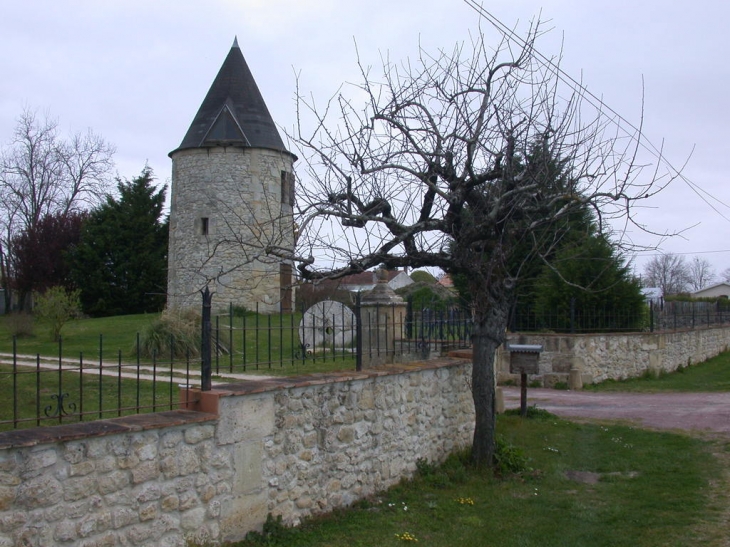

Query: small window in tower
left=201, top=217, right=209, bottom=236
left=281, top=171, right=295, bottom=206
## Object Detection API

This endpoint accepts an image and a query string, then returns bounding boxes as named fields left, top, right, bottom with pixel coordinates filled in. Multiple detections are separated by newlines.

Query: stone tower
left=167, top=38, right=296, bottom=313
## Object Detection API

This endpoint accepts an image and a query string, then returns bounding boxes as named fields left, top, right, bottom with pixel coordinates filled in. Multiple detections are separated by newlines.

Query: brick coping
left=0, top=357, right=470, bottom=450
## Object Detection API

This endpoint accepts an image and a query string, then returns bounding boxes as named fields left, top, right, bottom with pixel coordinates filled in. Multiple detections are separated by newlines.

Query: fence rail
left=0, top=337, right=195, bottom=431
left=510, top=299, right=730, bottom=334
left=0, top=296, right=472, bottom=431
left=4, top=294, right=729, bottom=431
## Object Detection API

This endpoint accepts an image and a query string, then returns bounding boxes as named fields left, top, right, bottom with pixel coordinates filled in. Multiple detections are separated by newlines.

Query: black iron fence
left=0, top=295, right=472, bottom=431
left=0, top=335, right=195, bottom=431
left=649, top=299, right=730, bottom=331
left=510, top=299, right=730, bottom=334
left=5, top=293, right=729, bottom=432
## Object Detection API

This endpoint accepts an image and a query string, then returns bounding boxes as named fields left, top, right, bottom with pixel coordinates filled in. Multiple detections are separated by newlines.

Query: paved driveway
left=502, top=387, right=730, bottom=437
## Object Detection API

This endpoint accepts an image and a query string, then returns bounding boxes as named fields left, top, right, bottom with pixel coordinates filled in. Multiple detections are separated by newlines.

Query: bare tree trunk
left=470, top=297, right=510, bottom=466
left=0, top=244, right=8, bottom=313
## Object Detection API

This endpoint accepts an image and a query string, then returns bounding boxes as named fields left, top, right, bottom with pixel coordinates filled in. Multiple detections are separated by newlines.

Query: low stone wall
left=0, top=359, right=474, bottom=546
left=498, top=325, right=730, bottom=385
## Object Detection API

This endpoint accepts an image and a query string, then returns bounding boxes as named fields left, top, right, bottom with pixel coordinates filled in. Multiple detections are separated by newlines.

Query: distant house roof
left=170, top=38, right=291, bottom=156
left=692, top=282, right=730, bottom=299
left=339, top=270, right=413, bottom=292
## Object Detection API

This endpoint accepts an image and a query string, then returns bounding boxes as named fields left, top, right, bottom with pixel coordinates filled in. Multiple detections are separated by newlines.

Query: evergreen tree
left=452, top=136, right=595, bottom=314
left=69, top=167, right=168, bottom=316
left=532, top=233, right=645, bottom=332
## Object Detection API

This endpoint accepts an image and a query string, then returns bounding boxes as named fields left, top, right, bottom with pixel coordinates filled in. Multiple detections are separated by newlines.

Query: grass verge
left=586, top=350, right=730, bottom=392
left=201, top=412, right=727, bottom=547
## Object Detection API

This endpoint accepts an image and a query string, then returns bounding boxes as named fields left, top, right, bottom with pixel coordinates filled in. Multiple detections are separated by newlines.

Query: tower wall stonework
left=167, top=146, right=295, bottom=313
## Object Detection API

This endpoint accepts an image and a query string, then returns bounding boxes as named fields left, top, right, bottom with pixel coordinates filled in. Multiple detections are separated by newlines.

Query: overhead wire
left=462, top=0, right=730, bottom=223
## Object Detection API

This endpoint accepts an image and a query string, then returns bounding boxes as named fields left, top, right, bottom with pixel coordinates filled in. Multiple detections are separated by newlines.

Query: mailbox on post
left=506, top=343, right=543, bottom=417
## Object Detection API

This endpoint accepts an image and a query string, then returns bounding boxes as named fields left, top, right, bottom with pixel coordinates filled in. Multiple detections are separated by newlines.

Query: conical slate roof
left=171, top=38, right=287, bottom=155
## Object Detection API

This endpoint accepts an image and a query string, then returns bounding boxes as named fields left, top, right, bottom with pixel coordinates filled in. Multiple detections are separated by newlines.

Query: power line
left=634, top=249, right=730, bottom=257
left=462, top=0, right=730, bottom=222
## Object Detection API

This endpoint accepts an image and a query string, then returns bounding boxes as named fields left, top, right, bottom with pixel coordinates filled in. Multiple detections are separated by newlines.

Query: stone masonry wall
left=261, top=365, right=474, bottom=528
left=498, top=325, right=730, bottom=385
left=0, top=359, right=474, bottom=546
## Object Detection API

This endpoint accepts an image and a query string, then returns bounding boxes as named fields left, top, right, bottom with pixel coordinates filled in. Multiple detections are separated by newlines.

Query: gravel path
left=502, top=387, right=730, bottom=437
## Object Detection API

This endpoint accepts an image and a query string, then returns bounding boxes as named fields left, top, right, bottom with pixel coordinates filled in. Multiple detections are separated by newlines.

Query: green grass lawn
left=215, top=411, right=728, bottom=547
left=0, top=312, right=159, bottom=360
left=0, top=312, right=358, bottom=376
left=586, top=351, right=730, bottom=392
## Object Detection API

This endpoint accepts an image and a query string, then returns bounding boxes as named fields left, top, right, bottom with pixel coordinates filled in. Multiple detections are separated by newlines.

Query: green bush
left=138, top=309, right=201, bottom=359
left=494, top=435, right=530, bottom=475
left=33, top=286, right=82, bottom=342
left=243, top=513, right=296, bottom=545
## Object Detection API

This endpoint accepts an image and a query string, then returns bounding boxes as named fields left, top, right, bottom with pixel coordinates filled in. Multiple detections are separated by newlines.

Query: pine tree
left=69, top=167, right=168, bottom=316
left=533, top=234, right=645, bottom=332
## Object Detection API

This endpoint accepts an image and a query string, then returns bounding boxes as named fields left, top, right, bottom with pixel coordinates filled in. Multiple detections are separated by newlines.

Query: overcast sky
left=2, top=0, right=729, bottom=278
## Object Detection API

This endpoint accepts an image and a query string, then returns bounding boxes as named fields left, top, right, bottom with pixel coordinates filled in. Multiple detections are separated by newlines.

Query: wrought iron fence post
left=355, top=291, right=363, bottom=371
left=406, top=296, right=413, bottom=339
left=649, top=302, right=654, bottom=333
left=201, top=286, right=213, bottom=391
left=570, top=297, right=576, bottom=334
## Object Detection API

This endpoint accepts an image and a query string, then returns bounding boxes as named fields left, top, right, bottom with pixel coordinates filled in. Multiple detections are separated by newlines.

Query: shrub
left=243, top=513, right=296, bottom=545
left=494, top=435, right=530, bottom=475
left=230, top=304, right=250, bottom=318
left=504, top=405, right=557, bottom=420
left=3, top=312, right=34, bottom=338
left=138, top=309, right=201, bottom=359
left=33, top=286, right=82, bottom=341
left=410, top=270, right=437, bottom=284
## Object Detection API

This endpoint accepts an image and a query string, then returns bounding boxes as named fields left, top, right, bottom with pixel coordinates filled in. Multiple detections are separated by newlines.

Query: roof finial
left=232, top=36, right=239, bottom=49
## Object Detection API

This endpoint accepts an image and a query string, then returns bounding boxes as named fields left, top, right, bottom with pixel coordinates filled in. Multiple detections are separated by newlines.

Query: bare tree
left=0, top=108, right=115, bottom=309
left=687, top=256, right=715, bottom=292
left=0, top=109, right=115, bottom=234
left=721, top=267, right=730, bottom=284
left=284, top=22, right=674, bottom=465
left=643, top=254, right=690, bottom=295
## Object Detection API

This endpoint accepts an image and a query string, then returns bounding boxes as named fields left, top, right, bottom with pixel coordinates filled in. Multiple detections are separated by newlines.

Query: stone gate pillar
left=360, top=270, right=408, bottom=368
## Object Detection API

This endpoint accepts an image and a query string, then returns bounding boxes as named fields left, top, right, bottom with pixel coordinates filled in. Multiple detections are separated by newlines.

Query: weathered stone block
left=217, top=394, right=274, bottom=445
left=15, top=476, right=62, bottom=508
left=184, top=425, right=215, bottom=445
left=232, top=441, right=263, bottom=497
left=220, top=491, right=269, bottom=542
left=22, top=449, right=57, bottom=477
left=111, top=507, right=138, bottom=529
left=131, top=460, right=159, bottom=484
left=139, top=502, right=158, bottom=521
left=64, top=476, right=99, bottom=502
left=135, top=483, right=161, bottom=503
left=176, top=445, right=200, bottom=476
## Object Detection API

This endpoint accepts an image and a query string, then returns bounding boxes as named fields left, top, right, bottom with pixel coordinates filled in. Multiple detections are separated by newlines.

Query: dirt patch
left=502, top=388, right=730, bottom=545
left=564, top=470, right=601, bottom=484
left=564, top=470, right=639, bottom=484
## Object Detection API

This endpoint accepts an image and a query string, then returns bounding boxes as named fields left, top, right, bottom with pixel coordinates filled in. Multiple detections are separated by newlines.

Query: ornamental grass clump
left=138, top=308, right=200, bottom=359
